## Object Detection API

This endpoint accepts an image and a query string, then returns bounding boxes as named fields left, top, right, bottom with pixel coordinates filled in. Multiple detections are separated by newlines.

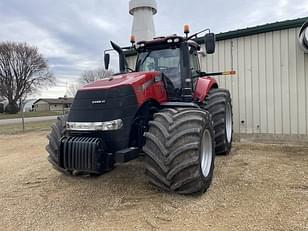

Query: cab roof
left=137, top=35, right=200, bottom=51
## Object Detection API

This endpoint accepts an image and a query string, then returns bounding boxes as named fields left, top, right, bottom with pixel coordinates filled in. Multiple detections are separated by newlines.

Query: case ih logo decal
left=91, top=100, right=106, bottom=104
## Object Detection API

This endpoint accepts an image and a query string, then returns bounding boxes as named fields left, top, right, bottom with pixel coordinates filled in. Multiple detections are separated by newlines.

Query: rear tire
left=204, top=88, right=233, bottom=155
left=143, top=108, right=215, bottom=195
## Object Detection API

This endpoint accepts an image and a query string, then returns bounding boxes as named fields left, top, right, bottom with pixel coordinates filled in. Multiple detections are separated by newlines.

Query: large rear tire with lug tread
left=143, top=108, right=215, bottom=195
left=204, top=88, right=233, bottom=155
left=46, top=115, right=72, bottom=175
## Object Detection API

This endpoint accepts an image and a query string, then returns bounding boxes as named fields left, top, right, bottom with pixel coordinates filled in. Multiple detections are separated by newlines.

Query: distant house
left=33, top=97, right=74, bottom=112
left=23, top=99, right=37, bottom=112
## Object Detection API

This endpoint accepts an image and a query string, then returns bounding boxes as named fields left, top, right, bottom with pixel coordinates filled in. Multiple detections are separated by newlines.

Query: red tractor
left=46, top=26, right=233, bottom=195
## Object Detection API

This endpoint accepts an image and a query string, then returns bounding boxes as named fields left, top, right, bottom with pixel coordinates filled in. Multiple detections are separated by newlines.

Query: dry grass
left=0, top=111, right=62, bottom=120
left=0, top=120, right=54, bottom=135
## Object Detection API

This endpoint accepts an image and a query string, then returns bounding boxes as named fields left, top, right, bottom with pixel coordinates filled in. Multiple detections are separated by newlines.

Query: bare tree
left=80, top=68, right=113, bottom=85
left=67, top=68, right=113, bottom=97
left=0, top=42, right=54, bottom=113
left=66, top=83, right=80, bottom=97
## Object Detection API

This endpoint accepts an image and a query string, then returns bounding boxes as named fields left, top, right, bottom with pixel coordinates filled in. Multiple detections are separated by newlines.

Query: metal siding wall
left=201, top=27, right=308, bottom=135
left=296, top=31, right=307, bottom=135
left=231, top=39, right=240, bottom=133
left=258, top=34, right=268, bottom=133
left=126, top=27, right=308, bottom=135
left=280, top=30, right=291, bottom=134
left=251, top=35, right=260, bottom=134
left=288, top=28, right=298, bottom=134
left=306, top=49, right=308, bottom=134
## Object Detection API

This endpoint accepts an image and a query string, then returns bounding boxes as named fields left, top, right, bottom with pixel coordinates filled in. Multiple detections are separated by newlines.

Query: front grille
left=60, top=136, right=106, bottom=173
left=68, top=86, right=137, bottom=122
left=67, top=86, right=138, bottom=151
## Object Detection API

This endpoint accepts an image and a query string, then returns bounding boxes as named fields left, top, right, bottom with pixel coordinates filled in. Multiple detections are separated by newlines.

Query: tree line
left=0, top=41, right=112, bottom=114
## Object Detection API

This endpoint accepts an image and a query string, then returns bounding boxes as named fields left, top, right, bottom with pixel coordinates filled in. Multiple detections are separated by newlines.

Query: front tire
left=143, top=108, right=215, bottom=195
left=46, top=115, right=72, bottom=174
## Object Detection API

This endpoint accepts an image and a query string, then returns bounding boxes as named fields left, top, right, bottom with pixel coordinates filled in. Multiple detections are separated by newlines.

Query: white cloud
left=34, top=86, right=68, bottom=98
left=1, top=0, right=308, bottom=99
left=89, top=16, right=117, bottom=32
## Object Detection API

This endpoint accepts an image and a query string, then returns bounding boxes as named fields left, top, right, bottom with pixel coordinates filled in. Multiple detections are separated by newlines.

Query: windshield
left=136, top=48, right=181, bottom=89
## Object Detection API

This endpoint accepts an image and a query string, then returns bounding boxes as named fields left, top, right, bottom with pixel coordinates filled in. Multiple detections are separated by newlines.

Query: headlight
left=66, top=119, right=123, bottom=131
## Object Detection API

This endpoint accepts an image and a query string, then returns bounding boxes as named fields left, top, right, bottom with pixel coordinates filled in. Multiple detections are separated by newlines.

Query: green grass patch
left=0, top=111, right=62, bottom=120
left=0, top=120, right=55, bottom=135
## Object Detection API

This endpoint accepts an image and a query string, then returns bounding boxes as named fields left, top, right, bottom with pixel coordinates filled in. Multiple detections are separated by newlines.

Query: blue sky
left=1, top=0, right=307, bottom=98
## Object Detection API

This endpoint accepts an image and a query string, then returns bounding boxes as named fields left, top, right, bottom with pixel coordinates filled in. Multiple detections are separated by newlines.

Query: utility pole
left=21, top=101, right=25, bottom=132
left=20, top=99, right=33, bottom=132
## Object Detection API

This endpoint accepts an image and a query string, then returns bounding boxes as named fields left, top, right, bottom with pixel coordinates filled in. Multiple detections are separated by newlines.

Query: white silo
left=129, top=0, right=157, bottom=42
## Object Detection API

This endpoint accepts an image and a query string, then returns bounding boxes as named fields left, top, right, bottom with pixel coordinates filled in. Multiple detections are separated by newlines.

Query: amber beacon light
left=184, top=24, right=190, bottom=37
left=130, top=35, right=136, bottom=45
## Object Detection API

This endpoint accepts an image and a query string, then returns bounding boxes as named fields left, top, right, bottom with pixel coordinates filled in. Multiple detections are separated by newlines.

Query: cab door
left=189, top=46, right=201, bottom=90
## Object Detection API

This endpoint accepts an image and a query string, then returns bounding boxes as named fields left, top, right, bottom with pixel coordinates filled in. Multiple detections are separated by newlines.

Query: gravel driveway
left=0, top=131, right=307, bottom=230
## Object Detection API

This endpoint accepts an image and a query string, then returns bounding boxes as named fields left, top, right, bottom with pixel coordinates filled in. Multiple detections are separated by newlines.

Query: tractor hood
left=79, top=71, right=160, bottom=91
left=68, top=71, right=167, bottom=152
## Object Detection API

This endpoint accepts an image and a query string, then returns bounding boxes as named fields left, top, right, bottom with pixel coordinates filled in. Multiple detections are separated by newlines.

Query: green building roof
left=195, top=16, right=308, bottom=43
left=125, top=17, right=308, bottom=57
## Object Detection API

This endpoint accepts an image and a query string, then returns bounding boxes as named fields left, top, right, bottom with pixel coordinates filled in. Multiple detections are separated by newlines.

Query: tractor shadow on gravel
left=52, top=152, right=236, bottom=201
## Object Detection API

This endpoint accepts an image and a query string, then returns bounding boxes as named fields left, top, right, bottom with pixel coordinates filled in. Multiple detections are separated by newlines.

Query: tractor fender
left=160, top=102, right=200, bottom=108
left=134, top=99, right=161, bottom=117
left=193, top=77, right=218, bottom=102
left=129, top=99, right=161, bottom=147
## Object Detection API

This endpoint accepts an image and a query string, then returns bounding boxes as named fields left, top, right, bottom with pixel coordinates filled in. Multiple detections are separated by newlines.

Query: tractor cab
left=135, top=35, right=203, bottom=100
left=104, top=26, right=216, bottom=102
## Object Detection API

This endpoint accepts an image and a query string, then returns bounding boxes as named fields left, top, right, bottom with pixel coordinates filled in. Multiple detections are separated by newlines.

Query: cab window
left=136, top=48, right=181, bottom=89
left=189, top=48, right=200, bottom=78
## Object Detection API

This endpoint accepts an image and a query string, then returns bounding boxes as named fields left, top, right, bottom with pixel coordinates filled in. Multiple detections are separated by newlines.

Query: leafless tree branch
left=80, top=68, right=113, bottom=84
left=66, top=68, right=113, bottom=97
left=0, top=41, right=54, bottom=113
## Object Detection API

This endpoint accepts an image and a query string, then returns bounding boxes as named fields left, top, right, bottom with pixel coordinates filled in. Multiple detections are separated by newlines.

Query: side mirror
left=104, top=53, right=110, bottom=70
left=205, top=33, right=216, bottom=54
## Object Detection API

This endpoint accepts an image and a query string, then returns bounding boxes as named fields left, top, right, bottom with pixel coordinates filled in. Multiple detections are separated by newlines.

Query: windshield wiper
left=136, top=51, right=152, bottom=71
left=140, top=51, right=152, bottom=66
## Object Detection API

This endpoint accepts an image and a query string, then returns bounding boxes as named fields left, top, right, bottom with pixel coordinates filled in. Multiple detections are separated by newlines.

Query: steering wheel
left=163, top=75, right=175, bottom=89
left=125, top=67, right=134, bottom=72
left=162, top=74, right=181, bottom=98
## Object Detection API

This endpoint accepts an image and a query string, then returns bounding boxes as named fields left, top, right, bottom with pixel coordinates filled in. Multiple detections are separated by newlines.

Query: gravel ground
left=0, top=131, right=307, bottom=231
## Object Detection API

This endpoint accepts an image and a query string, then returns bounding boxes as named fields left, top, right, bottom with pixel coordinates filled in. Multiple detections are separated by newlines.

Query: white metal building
left=126, top=17, right=308, bottom=141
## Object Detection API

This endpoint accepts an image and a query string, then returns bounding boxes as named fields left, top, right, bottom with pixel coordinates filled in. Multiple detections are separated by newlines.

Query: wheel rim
left=226, top=102, right=232, bottom=143
left=201, top=129, right=213, bottom=177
